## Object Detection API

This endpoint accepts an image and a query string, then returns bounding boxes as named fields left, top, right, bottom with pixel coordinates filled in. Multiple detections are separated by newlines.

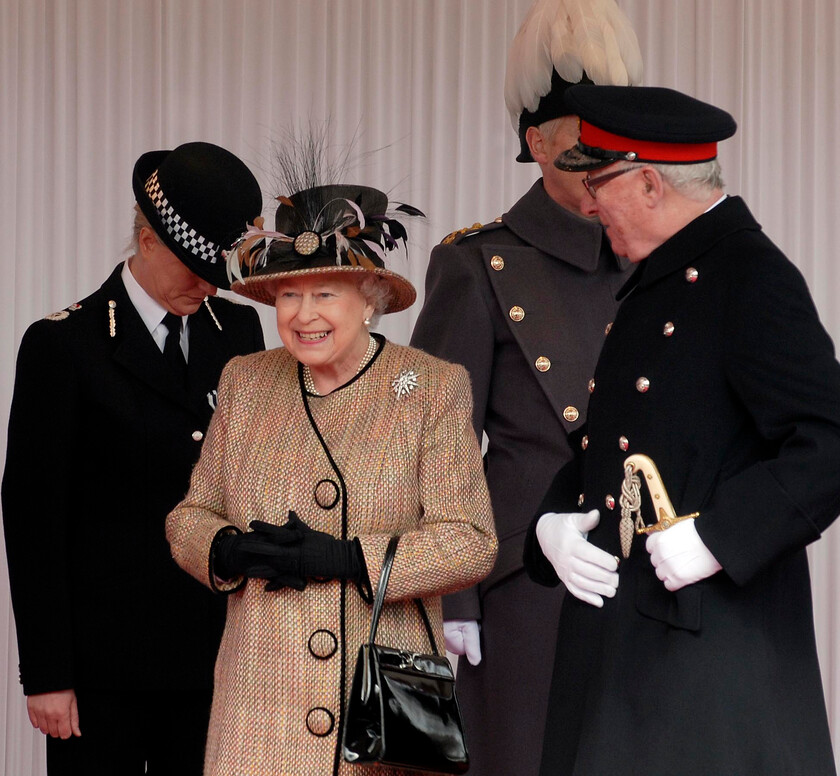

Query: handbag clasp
left=397, top=650, right=421, bottom=670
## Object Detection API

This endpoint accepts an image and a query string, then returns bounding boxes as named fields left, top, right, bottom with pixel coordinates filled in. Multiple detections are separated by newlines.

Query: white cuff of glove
left=443, top=619, right=482, bottom=666
left=535, top=510, right=619, bottom=608
left=645, top=518, right=722, bottom=591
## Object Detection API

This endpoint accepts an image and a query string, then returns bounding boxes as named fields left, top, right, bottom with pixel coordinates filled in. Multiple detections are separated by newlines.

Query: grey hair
left=537, top=114, right=578, bottom=145
left=356, top=274, right=392, bottom=324
left=127, top=203, right=161, bottom=255
left=625, top=159, right=724, bottom=200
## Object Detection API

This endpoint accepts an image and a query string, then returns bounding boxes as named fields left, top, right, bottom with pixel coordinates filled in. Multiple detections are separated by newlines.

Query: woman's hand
left=213, top=512, right=363, bottom=591
left=212, top=523, right=306, bottom=590
left=251, top=512, right=362, bottom=588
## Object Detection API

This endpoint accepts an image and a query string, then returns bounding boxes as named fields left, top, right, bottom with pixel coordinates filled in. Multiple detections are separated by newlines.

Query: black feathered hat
left=228, top=184, right=423, bottom=312
left=132, top=141, right=262, bottom=290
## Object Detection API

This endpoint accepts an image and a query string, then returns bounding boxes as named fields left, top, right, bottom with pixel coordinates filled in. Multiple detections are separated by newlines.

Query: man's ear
left=640, top=167, right=665, bottom=205
left=525, top=126, right=546, bottom=163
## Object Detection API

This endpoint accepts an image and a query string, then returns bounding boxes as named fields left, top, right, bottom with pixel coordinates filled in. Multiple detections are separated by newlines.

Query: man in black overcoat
left=410, top=2, right=642, bottom=772
left=2, top=141, right=266, bottom=775
left=525, top=85, right=840, bottom=775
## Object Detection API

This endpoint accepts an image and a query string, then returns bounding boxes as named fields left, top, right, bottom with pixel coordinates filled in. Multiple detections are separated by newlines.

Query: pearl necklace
left=303, top=334, right=378, bottom=396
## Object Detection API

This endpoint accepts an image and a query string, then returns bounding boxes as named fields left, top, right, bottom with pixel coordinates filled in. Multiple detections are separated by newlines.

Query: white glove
left=535, top=509, right=619, bottom=607
left=443, top=619, right=482, bottom=666
left=645, top=518, right=722, bottom=591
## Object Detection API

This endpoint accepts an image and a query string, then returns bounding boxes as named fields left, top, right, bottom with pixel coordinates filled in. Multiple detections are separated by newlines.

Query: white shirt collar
left=121, top=260, right=170, bottom=335
left=704, top=194, right=727, bottom=214
left=121, top=260, right=188, bottom=356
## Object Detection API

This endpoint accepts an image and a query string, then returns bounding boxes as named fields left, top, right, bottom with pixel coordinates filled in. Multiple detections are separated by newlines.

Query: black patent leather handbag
left=342, top=535, right=470, bottom=774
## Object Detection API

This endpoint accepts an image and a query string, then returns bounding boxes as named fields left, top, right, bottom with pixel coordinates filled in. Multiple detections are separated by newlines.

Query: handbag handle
left=367, top=535, right=440, bottom=656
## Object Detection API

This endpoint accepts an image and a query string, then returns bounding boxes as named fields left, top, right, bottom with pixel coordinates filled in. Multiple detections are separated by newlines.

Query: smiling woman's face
left=274, top=274, right=374, bottom=382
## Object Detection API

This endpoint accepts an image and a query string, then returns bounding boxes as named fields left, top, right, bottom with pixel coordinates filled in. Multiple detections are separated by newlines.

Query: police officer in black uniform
left=2, top=141, right=266, bottom=775
left=526, top=86, right=840, bottom=775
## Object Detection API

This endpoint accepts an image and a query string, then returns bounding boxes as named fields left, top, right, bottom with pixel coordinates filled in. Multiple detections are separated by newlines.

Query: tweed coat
left=166, top=336, right=497, bottom=776
left=2, top=263, right=265, bottom=696
left=410, top=179, right=632, bottom=776
left=525, top=197, right=840, bottom=775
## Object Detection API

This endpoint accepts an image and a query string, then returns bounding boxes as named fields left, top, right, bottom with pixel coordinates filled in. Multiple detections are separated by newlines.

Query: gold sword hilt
left=623, top=454, right=700, bottom=535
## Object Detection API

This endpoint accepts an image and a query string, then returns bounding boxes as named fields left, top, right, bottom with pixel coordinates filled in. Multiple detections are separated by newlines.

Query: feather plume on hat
left=226, top=125, right=423, bottom=312
left=504, top=0, right=644, bottom=132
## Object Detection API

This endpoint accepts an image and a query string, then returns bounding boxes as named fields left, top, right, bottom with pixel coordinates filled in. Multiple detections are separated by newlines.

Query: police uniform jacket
left=2, top=263, right=265, bottom=696
left=525, top=196, right=840, bottom=775
left=165, top=339, right=497, bottom=776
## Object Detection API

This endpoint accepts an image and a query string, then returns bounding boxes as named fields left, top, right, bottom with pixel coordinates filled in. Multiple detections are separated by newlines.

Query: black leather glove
left=212, top=525, right=307, bottom=591
left=250, top=511, right=362, bottom=590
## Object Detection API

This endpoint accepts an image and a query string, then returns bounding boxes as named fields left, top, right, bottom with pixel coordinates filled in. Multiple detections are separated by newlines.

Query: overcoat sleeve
left=2, top=324, right=79, bottom=694
left=697, top=249, right=840, bottom=585
left=410, top=241, right=496, bottom=621
left=166, top=356, right=242, bottom=592
left=356, top=362, right=498, bottom=602
left=522, top=453, right=582, bottom=588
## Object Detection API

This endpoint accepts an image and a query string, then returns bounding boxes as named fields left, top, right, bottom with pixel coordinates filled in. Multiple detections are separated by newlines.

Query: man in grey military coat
left=3, top=142, right=265, bottom=775
left=410, top=1, right=642, bottom=772
left=526, top=85, right=840, bottom=775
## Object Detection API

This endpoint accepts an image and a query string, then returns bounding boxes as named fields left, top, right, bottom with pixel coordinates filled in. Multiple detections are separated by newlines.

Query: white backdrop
left=2, top=1, right=839, bottom=772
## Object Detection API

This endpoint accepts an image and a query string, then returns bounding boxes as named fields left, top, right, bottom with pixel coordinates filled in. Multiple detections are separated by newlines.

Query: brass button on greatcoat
left=509, top=305, right=525, bottom=322
left=578, top=493, right=585, bottom=507
left=305, top=707, right=335, bottom=737
left=605, top=495, right=616, bottom=510
left=308, top=629, right=338, bottom=660
left=685, top=267, right=699, bottom=283
left=605, top=321, right=613, bottom=335
left=636, top=377, right=650, bottom=393
left=588, top=379, right=595, bottom=394
left=490, top=255, right=505, bottom=271
left=619, top=436, right=629, bottom=451
left=535, top=356, right=551, bottom=372
left=581, top=435, right=589, bottom=450
left=563, top=406, right=579, bottom=422
left=191, top=430, right=204, bottom=442
left=663, top=322, right=675, bottom=337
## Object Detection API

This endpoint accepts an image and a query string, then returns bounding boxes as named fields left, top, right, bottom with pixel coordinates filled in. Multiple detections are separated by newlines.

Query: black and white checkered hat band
left=144, top=170, right=221, bottom=264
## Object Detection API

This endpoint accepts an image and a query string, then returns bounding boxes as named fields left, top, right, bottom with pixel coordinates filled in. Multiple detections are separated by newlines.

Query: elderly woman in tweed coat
left=165, top=182, right=497, bottom=776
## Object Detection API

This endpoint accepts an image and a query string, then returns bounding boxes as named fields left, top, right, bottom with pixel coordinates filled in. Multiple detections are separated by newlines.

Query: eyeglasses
left=582, top=166, right=636, bottom=198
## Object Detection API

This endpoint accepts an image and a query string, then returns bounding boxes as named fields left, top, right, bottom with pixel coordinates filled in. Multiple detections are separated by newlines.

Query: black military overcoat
left=525, top=196, right=840, bottom=775
left=3, top=263, right=265, bottom=695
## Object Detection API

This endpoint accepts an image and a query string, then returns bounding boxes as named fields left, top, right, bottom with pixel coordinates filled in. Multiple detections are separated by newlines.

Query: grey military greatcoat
left=411, top=180, right=631, bottom=776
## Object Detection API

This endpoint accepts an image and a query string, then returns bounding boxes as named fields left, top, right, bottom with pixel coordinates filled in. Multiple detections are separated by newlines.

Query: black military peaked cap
left=133, top=141, right=262, bottom=290
left=555, top=85, right=738, bottom=171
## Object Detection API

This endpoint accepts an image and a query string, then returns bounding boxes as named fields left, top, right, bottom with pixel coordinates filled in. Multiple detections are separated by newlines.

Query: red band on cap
left=580, top=121, right=718, bottom=163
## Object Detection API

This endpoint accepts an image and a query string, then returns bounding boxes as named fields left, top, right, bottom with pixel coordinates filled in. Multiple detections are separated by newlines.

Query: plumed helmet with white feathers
left=504, top=0, right=644, bottom=162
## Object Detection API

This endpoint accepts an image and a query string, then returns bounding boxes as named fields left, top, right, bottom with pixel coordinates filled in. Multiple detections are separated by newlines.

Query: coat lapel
left=186, top=300, right=226, bottom=418
left=483, top=182, right=630, bottom=430
left=637, top=197, right=761, bottom=290
left=104, top=266, right=195, bottom=413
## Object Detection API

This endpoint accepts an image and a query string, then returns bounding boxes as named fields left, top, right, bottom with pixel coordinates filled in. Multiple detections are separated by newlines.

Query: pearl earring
left=364, top=318, right=371, bottom=326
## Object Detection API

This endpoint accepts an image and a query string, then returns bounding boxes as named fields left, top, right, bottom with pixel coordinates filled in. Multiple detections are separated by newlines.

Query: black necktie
left=162, top=312, right=187, bottom=384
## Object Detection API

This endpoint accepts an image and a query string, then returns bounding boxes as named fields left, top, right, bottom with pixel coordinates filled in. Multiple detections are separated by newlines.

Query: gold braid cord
left=618, top=464, right=643, bottom=558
